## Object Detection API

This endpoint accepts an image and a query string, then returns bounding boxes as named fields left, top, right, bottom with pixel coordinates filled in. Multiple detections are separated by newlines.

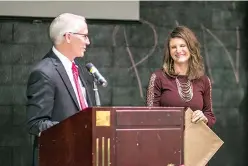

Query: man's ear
left=64, top=33, right=71, bottom=43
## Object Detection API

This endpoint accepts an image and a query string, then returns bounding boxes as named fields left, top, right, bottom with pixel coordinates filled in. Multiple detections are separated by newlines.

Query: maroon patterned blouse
left=146, top=69, right=216, bottom=127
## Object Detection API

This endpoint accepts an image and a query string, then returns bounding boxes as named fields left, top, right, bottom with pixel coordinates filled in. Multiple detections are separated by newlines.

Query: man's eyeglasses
left=65, top=32, right=89, bottom=40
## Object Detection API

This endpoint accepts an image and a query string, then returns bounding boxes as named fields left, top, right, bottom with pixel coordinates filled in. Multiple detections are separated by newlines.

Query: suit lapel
left=56, top=65, right=81, bottom=110
left=48, top=51, right=81, bottom=110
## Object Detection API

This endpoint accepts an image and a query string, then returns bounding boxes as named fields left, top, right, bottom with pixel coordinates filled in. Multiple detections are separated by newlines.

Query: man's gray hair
left=49, top=13, right=86, bottom=45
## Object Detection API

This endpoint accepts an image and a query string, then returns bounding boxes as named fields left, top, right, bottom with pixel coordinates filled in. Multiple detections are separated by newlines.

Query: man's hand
left=191, top=110, right=208, bottom=124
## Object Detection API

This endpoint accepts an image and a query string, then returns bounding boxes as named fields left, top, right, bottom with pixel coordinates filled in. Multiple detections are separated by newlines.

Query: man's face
left=70, top=23, right=90, bottom=58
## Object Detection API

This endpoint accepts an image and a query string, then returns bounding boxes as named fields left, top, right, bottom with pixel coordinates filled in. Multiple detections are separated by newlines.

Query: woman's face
left=169, top=37, right=190, bottom=64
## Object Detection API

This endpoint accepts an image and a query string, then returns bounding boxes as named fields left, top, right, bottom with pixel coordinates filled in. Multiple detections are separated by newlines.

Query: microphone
left=85, top=63, right=108, bottom=87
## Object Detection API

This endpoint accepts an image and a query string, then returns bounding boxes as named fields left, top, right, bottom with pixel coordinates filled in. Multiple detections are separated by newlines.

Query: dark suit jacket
left=26, top=50, right=95, bottom=166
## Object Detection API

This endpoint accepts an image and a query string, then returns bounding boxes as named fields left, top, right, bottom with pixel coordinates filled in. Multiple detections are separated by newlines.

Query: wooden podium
left=39, top=107, right=185, bottom=166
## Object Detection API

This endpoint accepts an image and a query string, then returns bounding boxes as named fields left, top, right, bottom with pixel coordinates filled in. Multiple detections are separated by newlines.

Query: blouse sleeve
left=146, top=73, right=162, bottom=106
left=202, top=76, right=216, bottom=127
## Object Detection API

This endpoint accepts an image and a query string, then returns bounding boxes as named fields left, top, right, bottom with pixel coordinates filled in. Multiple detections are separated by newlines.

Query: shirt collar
left=52, top=46, right=73, bottom=70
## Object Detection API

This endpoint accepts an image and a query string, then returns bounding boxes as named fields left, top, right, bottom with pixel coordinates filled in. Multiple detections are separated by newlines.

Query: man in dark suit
left=26, top=13, right=95, bottom=166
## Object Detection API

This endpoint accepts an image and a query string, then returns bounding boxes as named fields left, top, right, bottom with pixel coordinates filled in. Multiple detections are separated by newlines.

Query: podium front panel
left=113, top=107, right=184, bottom=166
left=116, top=129, right=182, bottom=166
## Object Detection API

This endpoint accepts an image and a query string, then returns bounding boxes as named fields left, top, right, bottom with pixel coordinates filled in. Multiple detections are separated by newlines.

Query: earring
left=169, top=59, right=173, bottom=72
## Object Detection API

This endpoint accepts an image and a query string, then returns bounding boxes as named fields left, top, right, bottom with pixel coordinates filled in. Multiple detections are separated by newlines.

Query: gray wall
left=0, top=1, right=247, bottom=166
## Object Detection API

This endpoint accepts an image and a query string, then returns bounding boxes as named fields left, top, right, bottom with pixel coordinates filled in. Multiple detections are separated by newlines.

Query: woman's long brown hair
left=163, top=26, right=205, bottom=80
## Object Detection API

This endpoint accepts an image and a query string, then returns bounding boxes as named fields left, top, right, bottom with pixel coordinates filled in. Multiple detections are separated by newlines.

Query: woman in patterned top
left=146, top=26, right=216, bottom=127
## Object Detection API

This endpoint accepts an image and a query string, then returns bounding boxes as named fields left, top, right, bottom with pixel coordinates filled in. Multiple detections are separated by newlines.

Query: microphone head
left=85, top=62, right=93, bottom=69
left=86, top=63, right=99, bottom=75
left=85, top=63, right=95, bottom=73
left=85, top=62, right=108, bottom=87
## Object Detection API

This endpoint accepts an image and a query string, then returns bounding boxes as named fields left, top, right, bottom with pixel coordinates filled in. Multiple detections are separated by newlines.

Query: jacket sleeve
left=202, top=76, right=216, bottom=127
left=26, top=70, right=59, bottom=136
left=146, top=73, right=162, bottom=106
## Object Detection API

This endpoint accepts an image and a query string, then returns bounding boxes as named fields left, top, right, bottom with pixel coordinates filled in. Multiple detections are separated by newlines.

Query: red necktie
left=72, top=62, right=87, bottom=110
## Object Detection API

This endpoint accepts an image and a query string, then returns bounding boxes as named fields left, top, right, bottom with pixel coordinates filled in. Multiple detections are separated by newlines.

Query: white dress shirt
left=52, top=46, right=88, bottom=109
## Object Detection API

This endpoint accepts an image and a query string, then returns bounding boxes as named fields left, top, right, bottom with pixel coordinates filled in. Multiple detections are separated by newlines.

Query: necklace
left=175, top=77, right=193, bottom=102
